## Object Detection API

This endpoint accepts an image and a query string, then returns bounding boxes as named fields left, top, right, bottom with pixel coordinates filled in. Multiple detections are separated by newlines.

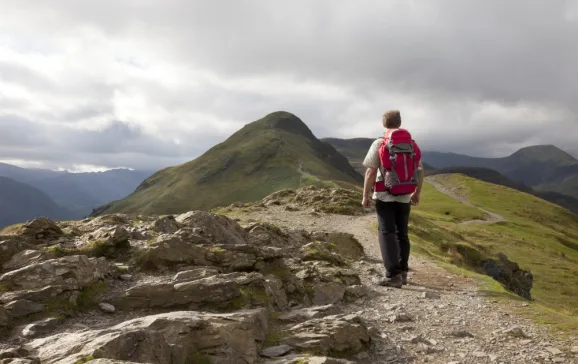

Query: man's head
left=382, top=110, right=402, bottom=129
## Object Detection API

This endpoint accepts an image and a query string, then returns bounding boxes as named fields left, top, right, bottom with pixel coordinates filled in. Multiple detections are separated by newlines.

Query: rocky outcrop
left=254, top=186, right=366, bottom=216
left=22, top=309, right=269, bottom=364
left=282, top=313, right=371, bottom=356
left=16, top=218, right=63, bottom=243
left=483, top=253, right=533, bottom=300
left=0, top=255, right=117, bottom=291
left=0, top=213, right=369, bottom=364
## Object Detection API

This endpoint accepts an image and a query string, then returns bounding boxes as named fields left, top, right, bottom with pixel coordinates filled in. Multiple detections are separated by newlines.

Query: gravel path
left=241, top=206, right=577, bottom=364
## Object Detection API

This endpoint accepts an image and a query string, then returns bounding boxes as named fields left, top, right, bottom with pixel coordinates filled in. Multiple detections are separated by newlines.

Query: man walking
left=362, top=110, right=424, bottom=287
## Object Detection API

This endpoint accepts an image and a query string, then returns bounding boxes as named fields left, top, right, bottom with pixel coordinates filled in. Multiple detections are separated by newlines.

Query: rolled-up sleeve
left=362, top=139, right=380, bottom=169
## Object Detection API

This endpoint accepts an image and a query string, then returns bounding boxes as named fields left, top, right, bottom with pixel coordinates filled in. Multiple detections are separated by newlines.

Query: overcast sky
left=1, top=0, right=577, bottom=171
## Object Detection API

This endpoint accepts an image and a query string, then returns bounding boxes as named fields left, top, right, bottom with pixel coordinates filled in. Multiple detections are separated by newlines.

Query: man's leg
left=375, top=200, right=403, bottom=287
left=394, top=202, right=411, bottom=284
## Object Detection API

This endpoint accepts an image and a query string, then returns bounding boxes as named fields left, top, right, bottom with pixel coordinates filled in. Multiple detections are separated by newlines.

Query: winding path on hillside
left=426, top=174, right=507, bottom=225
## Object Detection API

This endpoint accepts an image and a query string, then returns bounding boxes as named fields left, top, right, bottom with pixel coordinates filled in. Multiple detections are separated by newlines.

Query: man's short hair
left=382, top=110, right=402, bottom=129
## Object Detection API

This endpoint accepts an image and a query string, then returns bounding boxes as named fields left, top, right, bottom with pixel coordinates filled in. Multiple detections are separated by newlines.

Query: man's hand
left=362, top=196, right=372, bottom=208
left=410, top=192, right=420, bottom=206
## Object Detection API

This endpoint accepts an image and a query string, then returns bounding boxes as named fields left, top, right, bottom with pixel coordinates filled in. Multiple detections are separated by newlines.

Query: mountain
left=0, top=164, right=154, bottom=218
left=321, top=137, right=435, bottom=175
left=93, top=111, right=363, bottom=215
left=427, top=166, right=578, bottom=214
left=0, top=176, right=75, bottom=229
left=422, top=145, right=578, bottom=199
left=322, top=139, right=578, bottom=199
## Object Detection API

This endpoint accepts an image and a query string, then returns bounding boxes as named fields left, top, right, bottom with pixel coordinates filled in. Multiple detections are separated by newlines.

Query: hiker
left=361, top=110, right=424, bottom=288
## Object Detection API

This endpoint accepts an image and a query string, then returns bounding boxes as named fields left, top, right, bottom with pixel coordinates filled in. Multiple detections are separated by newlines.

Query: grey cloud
left=0, top=0, right=576, bottom=170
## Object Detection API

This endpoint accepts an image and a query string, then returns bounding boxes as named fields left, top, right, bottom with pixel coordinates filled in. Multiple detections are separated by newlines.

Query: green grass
left=95, top=111, right=362, bottom=216
left=402, top=175, right=578, bottom=336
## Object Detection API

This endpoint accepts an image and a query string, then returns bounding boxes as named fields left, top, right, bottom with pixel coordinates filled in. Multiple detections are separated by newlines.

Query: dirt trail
left=426, top=175, right=507, bottom=225
left=240, top=206, right=576, bottom=364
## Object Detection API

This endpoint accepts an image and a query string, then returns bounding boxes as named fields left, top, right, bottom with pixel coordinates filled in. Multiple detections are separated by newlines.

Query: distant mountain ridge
left=322, top=138, right=578, bottom=200
left=0, top=163, right=154, bottom=219
left=0, top=176, right=76, bottom=228
left=422, top=144, right=578, bottom=199
left=93, top=111, right=363, bottom=216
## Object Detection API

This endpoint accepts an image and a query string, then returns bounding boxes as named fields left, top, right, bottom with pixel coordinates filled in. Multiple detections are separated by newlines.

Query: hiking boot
left=375, top=273, right=403, bottom=288
left=401, top=271, right=408, bottom=285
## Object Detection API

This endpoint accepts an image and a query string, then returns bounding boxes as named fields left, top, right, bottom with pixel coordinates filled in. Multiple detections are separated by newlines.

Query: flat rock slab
left=23, top=309, right=269, bottom=364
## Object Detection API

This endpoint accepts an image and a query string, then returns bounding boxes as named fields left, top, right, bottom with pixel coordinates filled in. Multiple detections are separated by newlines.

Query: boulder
left=0, top=240, right=38, bottom=267
left=16, top=218, right=63, bottom=242
left=4, top=300, right=45, bottom=318
left=89, top=226, right=130, bottom=247
left=112, top=275, right=241, bottom=310
left=152, top=216, right=180, bottom=234
left=483, top=253, right=533, bottom=300
left=301, top=242, right=345, bottom=266
left=3, top=250, right=51, bottom=271
left=175, top=211, right=248, bottom=245
left=0, top=286, right=65, bottom=305
left=0, top=255, right=117, bottom=291
left=282, top=314, right=371, bottom=357
left=23, top=309, right=269, bottom=364
left=135, top=236, right=210, bottom=269
left=309, top=232, right=364, bottom=261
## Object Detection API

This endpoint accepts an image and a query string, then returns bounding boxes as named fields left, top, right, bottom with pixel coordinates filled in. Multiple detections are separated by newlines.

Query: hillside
left=428, top=166, right=578, bottom=214
left=422, top=145, right=578, bottom=199
left=93, top=112, right=363, bottom=215
left=0, top=176, right=74, bottom=228
left=0, top=164, right=154, bottom=218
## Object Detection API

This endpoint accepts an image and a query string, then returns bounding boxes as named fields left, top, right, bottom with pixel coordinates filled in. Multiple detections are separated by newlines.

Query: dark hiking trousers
left=375, top=199, right=411, bottom=277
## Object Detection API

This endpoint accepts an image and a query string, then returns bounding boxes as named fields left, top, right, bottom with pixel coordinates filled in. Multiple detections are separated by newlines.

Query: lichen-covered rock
left=23, top=309, right=269, bottom=364
left=3, top=250, right=52, bottom=271
left=152, top=216, right=180, bottom=234
left=135, top=235, right=210, bottom=269
left=309, top=232, right=364, bottom=261
left=483, top=253, right=533, bottom=300
left=0, top=286, right=65, bottom=305
left=0, top=255, right=117, bottom=291
left=175, top=211, right=248, bottom=245
left=16, top=218, right=63, bottom=242
left=282, top=313, right=371, bottom=357
left=4, top=300, right=45, bottom=318
left=301, top=242, right=345, bottom=266
left=112, top=275, right=241, bottom=310
left=89, top=226, right=130, bottom=247
left=172, top=267, right=220, bottom=283
left=0, top=240, right=39, bottom=267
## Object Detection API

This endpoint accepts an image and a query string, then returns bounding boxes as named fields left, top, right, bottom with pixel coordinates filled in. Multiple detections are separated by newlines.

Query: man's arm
left=411, top=160, right=424, bottom=205
left=363, top=167, right=377, bottom=198
left=416, top=160, right=424, bottom=194
left=362, top=167, right=377, bottom=208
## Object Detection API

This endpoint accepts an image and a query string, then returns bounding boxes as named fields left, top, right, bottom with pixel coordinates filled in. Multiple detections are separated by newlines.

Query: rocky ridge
left=0, top=210, right=375, bottom=364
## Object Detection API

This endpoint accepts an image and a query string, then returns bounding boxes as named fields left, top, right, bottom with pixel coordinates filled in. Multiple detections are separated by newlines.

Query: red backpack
left=374, top=128, right=421, bottom=195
